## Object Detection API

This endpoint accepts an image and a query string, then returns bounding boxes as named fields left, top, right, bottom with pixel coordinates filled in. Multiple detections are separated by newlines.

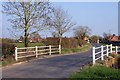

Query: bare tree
left=19, top=36, right=24, bottom=42
left=74, top=26, right=91, bottom=39
left=49, top=7, right=75, bottom=45
left=74, top=26, right=91, bottom=46
left=52, top=32, right=59, bottom=38
left=103, top=32, right=111, bottom=39
left=90, top=35, right=99, bottom=43
left=2, top=1, right=52, bottom=47
left=29, top=32, right=41, bottom=39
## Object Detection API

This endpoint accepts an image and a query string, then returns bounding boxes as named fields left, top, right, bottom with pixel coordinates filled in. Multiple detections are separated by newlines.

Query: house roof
left=108, top=34, right=118, bottom=41
left=84, top=37, right=89, bottom=41
left=29, top=38, right=42, bottom=42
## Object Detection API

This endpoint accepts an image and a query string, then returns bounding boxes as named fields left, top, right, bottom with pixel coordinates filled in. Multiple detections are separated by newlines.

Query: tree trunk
left=24, top=28, right=28, bottom=47
left=59, top=34, right=62, bottom=46
left=78, top=37, right=82, bottom=47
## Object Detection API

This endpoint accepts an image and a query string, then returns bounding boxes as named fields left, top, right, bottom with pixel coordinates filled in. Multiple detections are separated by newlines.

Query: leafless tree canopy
left=29, top=32, right=41, bottom=39
left=2, top=1, right=52, bottom=46
left=50, top=7, right=75, bottom=37
left=74, top=26, right=91, bottom=40
left=50, top=7, right=75, bottom=45
left=90, top=35, right=99, bottom=43
left=103, top=32, right=111, bottom=39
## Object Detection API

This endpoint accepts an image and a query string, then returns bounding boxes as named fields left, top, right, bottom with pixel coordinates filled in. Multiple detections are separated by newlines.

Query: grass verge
left=100, top=43, right=107, bottom=46
left=62, top=43, right=92, bottom=54
left=2, top=60, right=17, bottom=66
left=70, top=65, right=120, bottom=80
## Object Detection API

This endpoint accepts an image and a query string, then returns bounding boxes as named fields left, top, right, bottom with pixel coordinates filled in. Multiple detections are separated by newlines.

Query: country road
left=2, top=50, right=92, bottom=78
left=2, top=43, right=100, bottom=78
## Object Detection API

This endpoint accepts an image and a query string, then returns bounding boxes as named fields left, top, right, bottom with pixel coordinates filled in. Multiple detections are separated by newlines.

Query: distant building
left=29, top=38, right=42, bottom=43
left=83, top=36, right=91, bottom=43
left=108, top=34, right=119, bottom=42
left=18, top=40, right=23, bottom=43
left=84, top=37, right=89, bottom=42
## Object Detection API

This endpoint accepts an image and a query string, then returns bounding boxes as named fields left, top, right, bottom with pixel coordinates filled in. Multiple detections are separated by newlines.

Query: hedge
left=43, top=37, right=79, bottom=48
left=1, top=42, right=16, bottom=58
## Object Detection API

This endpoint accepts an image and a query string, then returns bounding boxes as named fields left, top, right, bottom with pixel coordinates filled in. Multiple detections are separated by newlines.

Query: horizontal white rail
left=95, top=51, right=101, bottom=55
left=103, top=50, right=107, bottom=52
left=51, top=48, right=59, bottom=50
left=95, top=57, right=101, bottom=61
left=18, top=54, right=36, bottom=59
left=37, top=46, right=49, bottom=48
left=92, top=44, right=119, bottom=65
left=15, top=45, right=61, bottom=61
left=103, top=46, right=106, bottom=48
left=94, top=47, right=101, bottom=49
left=17, top=47, right=35, bottom=49
left=93, top=45, right=112, bottom=64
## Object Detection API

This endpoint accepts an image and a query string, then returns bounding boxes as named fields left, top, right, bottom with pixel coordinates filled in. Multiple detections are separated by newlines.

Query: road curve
left=2, top=49, right=93, bottom=78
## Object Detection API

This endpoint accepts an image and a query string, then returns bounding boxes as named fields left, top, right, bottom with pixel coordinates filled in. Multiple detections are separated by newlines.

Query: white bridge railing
left=92, top=44, right=118, bottom=65
left=15, top=45, right=61, bottom=61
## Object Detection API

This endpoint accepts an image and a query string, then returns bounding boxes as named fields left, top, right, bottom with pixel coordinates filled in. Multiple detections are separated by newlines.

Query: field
left=12, top=42, right=91, bottom=53
left=12, top=43, right=92, bottom=53
left=62, top=44, right=92, bottom=54
left=12, top=42, right=45, bottom=48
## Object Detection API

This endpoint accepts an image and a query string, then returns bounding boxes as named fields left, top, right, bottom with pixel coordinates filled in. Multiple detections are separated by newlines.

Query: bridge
left=2, top=48, right=93, bottom=78
left=2, top=43, right=119, bottom=78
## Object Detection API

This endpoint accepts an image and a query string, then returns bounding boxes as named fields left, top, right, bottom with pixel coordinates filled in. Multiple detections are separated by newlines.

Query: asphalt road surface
left=2, top=43, right=100, bottom=78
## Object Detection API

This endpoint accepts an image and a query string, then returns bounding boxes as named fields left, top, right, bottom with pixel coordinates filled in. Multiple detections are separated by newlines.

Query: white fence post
left=87, top=40, right=90, bottom=43
left=49, top=45, right=51, bottom=55
left=97, top=40, right=99, bottom=44
left=101, top=46, right=104, bottom=60
left=115, top=46, right=118, bottom=54
left=15, top=47, right=18, bottom=61
left=93, top=47, right=95, bottom=65
left=106, top=45, right=109, bottom=56
left=110, top=44, right=112, bottom=54
left=59, top=45, right=61, bottom=54
left=35, top=46, right=38, bottom=58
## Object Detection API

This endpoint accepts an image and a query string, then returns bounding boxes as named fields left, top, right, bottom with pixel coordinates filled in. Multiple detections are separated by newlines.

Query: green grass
left=12, top=42, right=45, bottom=48
left=13, top=42, right=91, bottom=53
left=1, top=59, right=17, bottom=67
left=62, top=44, right=92, bottom=54
left=1, top=42, right=45, bottom=67
left=0, top=62, right=2, bottom=67
left=100, top=43, right=107, bottom=46
left=70, top=65, right=120, bottom=80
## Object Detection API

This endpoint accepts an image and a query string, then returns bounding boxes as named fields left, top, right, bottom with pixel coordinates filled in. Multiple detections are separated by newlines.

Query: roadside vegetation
left=70, top=65, right=120, bottom=80
left=12, top=42, right=45, bottom=48
left=1, top=38, right=92, bottom=67
left=100, top=43, right=107, bottom=46
left=70, top=53, right=120, bottom=79
left=62, top=43, right=91, bottom=54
